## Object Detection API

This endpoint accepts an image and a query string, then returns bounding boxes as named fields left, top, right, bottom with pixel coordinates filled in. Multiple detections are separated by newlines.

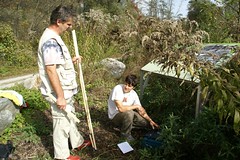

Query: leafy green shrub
left=0, top=86, right=51, bottom=144
left=183, top=108, right=240, bottom=160
left=158, top=113, right=184, bottom=159
left=12, top=42, right=37, bottom=67
left=139, top=148, right=160, bottom=160
left=11, top=85, right=50, bottom=111
left=138, top=108, right=240, bottom=160
left=139, top=74, right=240, bottom=159
left=141, top=74, right=197, bottom=123
left=200, top=48, right=240, bottom=134
left=138, top=113, right=184, bottom=159
left=0, top=23, right=17, bottom=65
left=0, top=113, right=40, bottom=145
left=0, top=67, right=9, bottom=75
left=0, top=23, right=37, bottom=67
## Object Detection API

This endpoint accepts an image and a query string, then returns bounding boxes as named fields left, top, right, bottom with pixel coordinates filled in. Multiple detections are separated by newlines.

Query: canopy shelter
left=140, top=43, right=240, bottom=118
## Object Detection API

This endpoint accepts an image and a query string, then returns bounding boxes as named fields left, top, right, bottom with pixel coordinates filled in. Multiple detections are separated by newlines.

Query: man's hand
left=150, top=120, right=159, bottom=129
left=72, top=56, right=82, bottom=64
left=56, top=97, right=67, bottom=110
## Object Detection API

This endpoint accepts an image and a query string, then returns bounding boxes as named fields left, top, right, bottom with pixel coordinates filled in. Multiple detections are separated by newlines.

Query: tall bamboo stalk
left=72, top=30, right=97, bottom=150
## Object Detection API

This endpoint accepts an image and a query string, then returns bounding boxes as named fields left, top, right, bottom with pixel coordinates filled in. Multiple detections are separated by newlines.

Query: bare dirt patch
left=9, top=101, right=148, bottom=160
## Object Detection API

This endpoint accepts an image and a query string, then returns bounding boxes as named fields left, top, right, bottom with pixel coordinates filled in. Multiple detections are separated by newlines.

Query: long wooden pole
left=72, top=30, right=97, bottom=150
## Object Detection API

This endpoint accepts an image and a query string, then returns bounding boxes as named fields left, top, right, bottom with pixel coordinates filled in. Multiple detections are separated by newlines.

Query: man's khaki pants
left=111, top=110, right=150, bottom=135
left=46, top=97, right=84, bottom=159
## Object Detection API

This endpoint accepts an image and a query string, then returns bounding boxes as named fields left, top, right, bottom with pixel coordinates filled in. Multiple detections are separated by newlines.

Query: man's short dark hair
left=125, top=74, right=138, bottom=87
left=50, top=5, right=74, bottom=25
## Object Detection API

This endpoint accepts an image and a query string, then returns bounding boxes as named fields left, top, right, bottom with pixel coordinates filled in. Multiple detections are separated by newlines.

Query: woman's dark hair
left=50, top=5, right=74, bottom=25
left=125, top=74, right=138, bottom=87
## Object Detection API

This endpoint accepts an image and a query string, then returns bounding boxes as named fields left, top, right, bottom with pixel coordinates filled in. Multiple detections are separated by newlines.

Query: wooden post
left=72, top=30, right=97, bottom=150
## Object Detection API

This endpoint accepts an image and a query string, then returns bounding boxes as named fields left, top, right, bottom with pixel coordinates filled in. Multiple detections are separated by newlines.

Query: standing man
left=108, top=74, right=159, bottom=141
left=38, top=5, right=90, bottom=160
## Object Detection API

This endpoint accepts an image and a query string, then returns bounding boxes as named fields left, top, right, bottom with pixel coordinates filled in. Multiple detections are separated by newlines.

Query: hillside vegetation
left=1, top=1, right=240, bottom=159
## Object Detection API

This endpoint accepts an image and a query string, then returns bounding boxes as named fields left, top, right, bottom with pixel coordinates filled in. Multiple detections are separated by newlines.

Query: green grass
left=0, top=66, right=38, bottom=80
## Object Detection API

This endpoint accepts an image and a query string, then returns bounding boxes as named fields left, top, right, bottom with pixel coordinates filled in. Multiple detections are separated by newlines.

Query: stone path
left=0, top=74, right=38, bottom=89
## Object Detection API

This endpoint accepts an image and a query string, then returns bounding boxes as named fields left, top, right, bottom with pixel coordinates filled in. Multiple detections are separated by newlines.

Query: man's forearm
left=115, top=99, right=140, bottom=112
left=141, top=112, right=153, bottom=123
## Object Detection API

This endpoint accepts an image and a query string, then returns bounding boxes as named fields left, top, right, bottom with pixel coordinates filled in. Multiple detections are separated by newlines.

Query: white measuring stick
left=72, top=30, right=97, bottom=150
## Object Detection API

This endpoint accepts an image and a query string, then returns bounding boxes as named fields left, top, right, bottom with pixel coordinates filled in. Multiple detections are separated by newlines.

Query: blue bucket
left=141, top=130, right=162, bottom=148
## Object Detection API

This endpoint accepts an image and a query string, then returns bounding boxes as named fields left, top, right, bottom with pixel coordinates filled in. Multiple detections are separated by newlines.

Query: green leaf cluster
left=0, top=23, right=17, bottom=63
left=0, top=86, right=51, bottom=144
left=200, top=48, right=240, bottom=134
left=188, top=0, right=240, bottom=42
